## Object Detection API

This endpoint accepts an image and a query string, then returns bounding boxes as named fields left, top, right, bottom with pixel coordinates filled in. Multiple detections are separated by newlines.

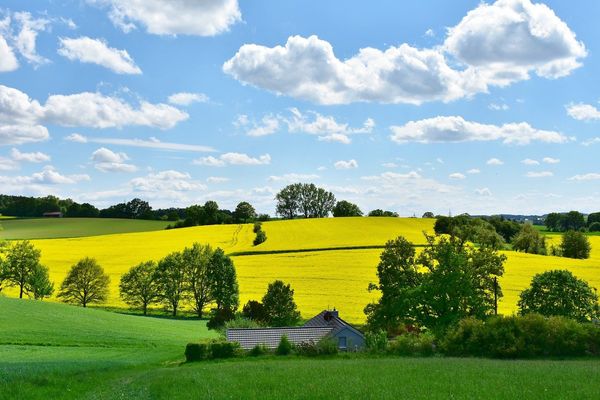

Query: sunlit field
left=3, top=218, right=600, bottom=323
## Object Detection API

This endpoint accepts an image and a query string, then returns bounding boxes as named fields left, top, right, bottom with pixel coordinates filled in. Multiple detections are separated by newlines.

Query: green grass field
left=1, top=297, right=599, bottom=399
left=0, top=217, right=171, bottom=240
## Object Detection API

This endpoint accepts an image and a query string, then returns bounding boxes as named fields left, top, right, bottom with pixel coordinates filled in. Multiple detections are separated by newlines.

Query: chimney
left=330, top=308, right=339, bottom=318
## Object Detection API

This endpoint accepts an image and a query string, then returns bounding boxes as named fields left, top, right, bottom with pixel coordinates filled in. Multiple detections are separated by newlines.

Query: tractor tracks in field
left=229, top=224, right=243, bottom=248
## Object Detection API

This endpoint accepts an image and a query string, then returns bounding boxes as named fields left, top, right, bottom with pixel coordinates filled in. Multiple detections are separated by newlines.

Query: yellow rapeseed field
left=3, top=218, right=600, bottom=323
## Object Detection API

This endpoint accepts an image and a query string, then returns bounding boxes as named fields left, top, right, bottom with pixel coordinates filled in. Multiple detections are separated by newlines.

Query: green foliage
left=588, top=212, right=600, bottom=227
left=182, top=243, right=214, bottom=318
left=155, top=251, right=187, bottom=316
left=368, top=209, right=399, bottom=217
left=442, top=314, right=599, bottom=358
left=248, top=344, right=269, bottom=356
left=545, top=211, right=586, bottom=232
left=589, top=222, right=600, bottom=232
left=185, top=340, right=239, bottom=361
left=253, top=221, right=262, bottom=233
left=276, top=335, right=293, bottom=355
left=333, top=200, right=363, bottom=217
left=518, top=270, right=599, bottom=322
left=560, top=230, right=591, bottom=259
left=207, top=248, right=239, bottom=312
left=484, top=216, right=521, bottom=242
left=234, top=201, right=257, bottom=223
left=262, top=280, right=301, bottom=326
left=185, top=343, right=209, bottom=362
left=210, top=341, right=239, bottom=359
left=365, top=330, right=388, bottom=353
left=25, top=264, right=54, bottom=300
left=119, top=261, right=160, bottom=315
left=512, top=224, right=547, bottom=255
left=388, top=333, right=435, bottom=357
left=422, top=212, right=435, bottom=219
left=434, top=215, right=505, bottom=249
left=365, top=234, right=506, bottom=335
left=242, top=300, right=267, bottom=323
left=275, top=183, right=336, bottom=219
left=224, top=316, right=261, bottom=330
left=207, top=307, right=235, bottom=330
left=253, top=229, right=267, bottom=246
left=294, top=338, right=339, bottom=356
left=1, top=240, right=42, bottom=298
left=58, top=257, right=110, bottom=307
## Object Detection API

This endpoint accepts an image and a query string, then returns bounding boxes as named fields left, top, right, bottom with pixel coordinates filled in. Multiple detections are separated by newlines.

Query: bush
left=560, top=230, right=591, bottom=259
left=253, top=222, right=262, bottom=233
left=210, top=341, right=238, bottom=359
left=224, top=316, right=260, bottom=330
left=254, top=230, right=267, bottom=246
left=389, top=333, right=435, bottom=357
left=295, top=338, right=339, bottom=357
left=276, top=335, right=293, bottom=355
left=441, top=314, right=599, bottom=358
left=248, top=344, right=269, bottom=357
left=589, top=222, right=600, bottom=232
left=365, top=330, right=388, bottom=353
left=185, top=343, right=209, bottom=362
left=207, top=308, right=235, bottom=330
left=242, top=300, right=267, bottom=323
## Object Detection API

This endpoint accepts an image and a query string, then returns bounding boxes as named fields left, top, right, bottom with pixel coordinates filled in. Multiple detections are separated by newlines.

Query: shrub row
left=185, top=340, right=239, bottom=362
left=441, top=314, right=600, bottom=358
left=253, top=222, right=267, bottom=246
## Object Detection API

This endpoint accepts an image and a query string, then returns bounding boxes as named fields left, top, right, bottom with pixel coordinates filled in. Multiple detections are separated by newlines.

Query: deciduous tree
left=2, top=241, right=42, bottom=298
left=333, top=200, right=363, bottom=217
left=119, top=261, right=160, bottom=315
left=25, top=264, right=54, bottom=300
left=262, top=280, right=301, bottom=326
left=155, top=251, right=187, bottom=316
left=58, top=258, right=110, bottom=307
left=560, top=230, right=591, bottom=259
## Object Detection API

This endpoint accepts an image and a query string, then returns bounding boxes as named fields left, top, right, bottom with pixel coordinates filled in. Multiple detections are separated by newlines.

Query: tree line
left=545, top=211, right=600, bottom=232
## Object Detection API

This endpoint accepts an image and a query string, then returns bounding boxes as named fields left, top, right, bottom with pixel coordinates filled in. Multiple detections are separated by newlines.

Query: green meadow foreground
left=1, top=297, right=599, bottom=400
left=0, top=218, right=171, bottom=240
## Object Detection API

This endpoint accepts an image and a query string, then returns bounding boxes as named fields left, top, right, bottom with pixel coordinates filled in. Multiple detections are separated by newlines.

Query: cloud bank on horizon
left=1, top=0, right=599, bottom=215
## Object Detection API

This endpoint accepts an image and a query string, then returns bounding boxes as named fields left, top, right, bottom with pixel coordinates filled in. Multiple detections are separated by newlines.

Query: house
left=42, top=211, right=63, bottom=218
left=226, top=309, right=365, bottom=351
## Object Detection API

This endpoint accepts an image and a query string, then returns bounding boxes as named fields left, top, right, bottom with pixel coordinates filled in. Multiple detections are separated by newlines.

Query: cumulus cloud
left=445, top=0, right=586, bottom=83
left=543, top=157, right=560, bottom=164
left=168, top=92, right=209, bottom=106
left=487, top=158, right=504, bottom=166
left=390, top=116, right=567, bottom=145
left=489, top=103, right=509, bottom=111
left=521, top=158, right=540, bottom=165
left=286, top=108, right=374, bottom=144
left=206, top=176, right=229, bottom=184
left=268, top=173, right=320, bottom=183
left=58, top=36, right=142, bottom=74
left=449, top=172, right=466, bottom=180
left=569, top=173, right=600, bottom=181
left=0, top=35, right=18, bottom=72
left=0, top=84, right=188, bottom=137
left=566, top=103, right=600, bottom=121
left=334, top=159, right=358, bottom=170
left=245, top=115, right=280, bottom=137
left=0, top=166, right=89, bottom=186
left=0, top=156, right=17, bottom=171
left=129, top=170, right=204, bottom=193
left=467, top=168, right=480, bottom=174
left=224, top=1, right=585, bottom=105
left=11, top=148, right=50, bottom=163
left=91, top=147, right=137, bottom=172
left=7, top=12, right=50, bottom=66
left=90, top=0, right=241, bottom=36
left=194, top=153, right=271, bottom=167
left=526, top=171, right=553, bottom=178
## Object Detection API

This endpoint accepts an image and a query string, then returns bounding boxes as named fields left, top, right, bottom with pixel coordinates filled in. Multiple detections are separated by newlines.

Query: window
left=338, top=336, right=347, bottom=349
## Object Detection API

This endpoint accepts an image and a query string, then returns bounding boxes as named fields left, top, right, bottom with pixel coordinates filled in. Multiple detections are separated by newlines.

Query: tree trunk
left=143, top=303, right=147, bottom=316
left=173, top=305, right=177, bottom=317
left=19, top=284, right=23, bottom=299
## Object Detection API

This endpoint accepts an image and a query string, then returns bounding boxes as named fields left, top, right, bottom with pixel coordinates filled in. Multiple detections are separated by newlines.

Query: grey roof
left=303, top=310, right=365, bottom=338
left=227, top=326, right=333, bottom=350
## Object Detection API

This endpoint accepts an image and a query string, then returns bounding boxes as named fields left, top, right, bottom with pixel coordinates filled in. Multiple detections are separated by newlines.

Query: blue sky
left=1, top=0, right=599, bottom=216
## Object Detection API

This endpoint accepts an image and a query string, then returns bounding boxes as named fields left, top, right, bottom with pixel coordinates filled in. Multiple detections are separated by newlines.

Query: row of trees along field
left=545, top=210, right=600, bottom=232
left=434, top=214, right=592, bottom=259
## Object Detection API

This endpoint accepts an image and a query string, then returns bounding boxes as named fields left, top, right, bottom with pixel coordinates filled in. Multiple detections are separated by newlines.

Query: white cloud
left=268, top=173, right=320, bottom=183
left=91, top=147, right=137, bottom=172
left=521, top=158, right=540, bottom=165
left=449, top=172, right=466, bottom=180
left=58, top=36, right=142, bottom=74
left=425, top=28, right=435, bottom=37
left=91, top=0, right=241, bottom=36
left=382, top=162, right=398, bottom=168
left=569, top=173, right=600, bottom=181
left=0, top=156, right=17, bottom=171
left=0, top=84, right=188, bottom=139
left=224, top=1, right=585, bottom=105
left=11, top=12, right=50, bottom=66
left=0, top=35, right=18, bottom=72
left=466, top=168, right=480, bottom=174
left=66, top=134, right=215, bottom=153
left=206, top=176, right=229, bottom=184
left=334, top=159, right=358, bottom=170
left=566, top=103, right=600, bottom=121
left=168, top=92, right=209, bottom=106
left=224, top=35, right=465, bottom=105
left=445, top=0, right=586, bottom=82
left=11, top=148, right=50, bottom=163
left=390, top=116, right=567, bottom=145
left=0, top=166, right=89, bottom=185
left=487, top=158, right=504, bottom=166
left=543, top=157, right=560, bottom=164
left=475, top=187, right=492, bottom=196
left=286, top=108, right=374, bottom=143
left=489, top=103, right=509, bottom=111
left=526, top=171, right=553, bottom=178
left=246, top=115, right=280, bottom=137
left=194, top=153, right=271, bottom=167
left=582, top=137, right=600, bottom=146
left=129, top=170, right=204, bottom=193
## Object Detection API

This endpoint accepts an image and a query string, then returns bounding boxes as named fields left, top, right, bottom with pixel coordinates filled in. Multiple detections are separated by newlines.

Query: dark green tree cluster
left=241, top=280, right=301, bottom=327
left=275, top=183, right=336, bottom=219
left=558, top=230, right=591, bottom=259
left=434, top=215, right=505, bottom=249
left=518, top=270, right=598, bottom=322
left=119, top=243, right=239, bottom=318
left=545, top=211, right=586, bottom=232
left=368, top=209, right=399, bottom=217
left=512, top=224, right=547, bottom=255
left=332, top=201, right=363, bottom=217
left=0, top=241, right=53, bottom=300
left=253, top=222, right=267, bottom=246
left=365, top=234, right=506, bottom=335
